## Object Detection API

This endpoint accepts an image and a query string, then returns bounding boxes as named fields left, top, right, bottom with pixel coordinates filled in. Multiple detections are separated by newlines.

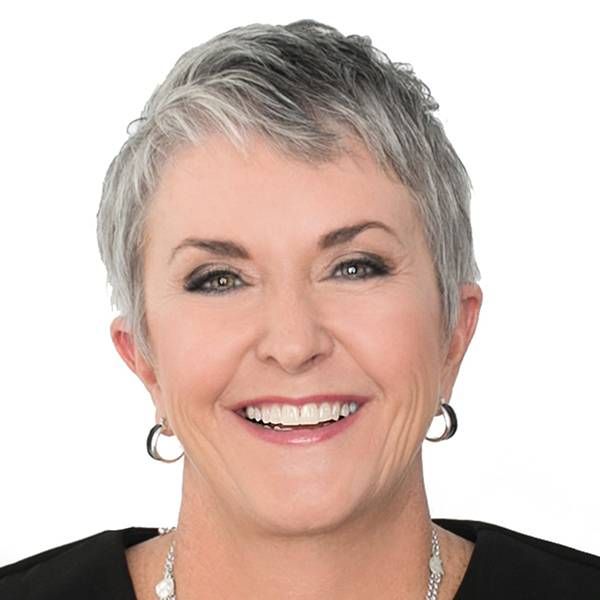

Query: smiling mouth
left=235, top=407, right=360, bottom=431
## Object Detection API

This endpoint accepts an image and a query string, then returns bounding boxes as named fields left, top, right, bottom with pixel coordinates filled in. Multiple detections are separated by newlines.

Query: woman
left=2, top=18, right=599, bottom=600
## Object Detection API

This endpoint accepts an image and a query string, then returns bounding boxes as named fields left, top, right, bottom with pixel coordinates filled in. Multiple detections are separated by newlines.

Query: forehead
left=144, top=133, right=418, bottom=257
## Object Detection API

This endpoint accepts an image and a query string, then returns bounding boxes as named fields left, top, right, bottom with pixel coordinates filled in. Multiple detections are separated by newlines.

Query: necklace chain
left=154, top=525, right=444, bottom=600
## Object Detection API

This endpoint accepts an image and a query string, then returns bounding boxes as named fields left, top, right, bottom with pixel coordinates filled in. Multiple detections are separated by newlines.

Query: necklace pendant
left=429, top=554, right=444, bottom=577
left=155, top=575, right=175, bottom=599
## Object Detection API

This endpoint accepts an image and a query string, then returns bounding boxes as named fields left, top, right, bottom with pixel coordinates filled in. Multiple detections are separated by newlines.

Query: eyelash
left=184, top=255, right=392, bottom=295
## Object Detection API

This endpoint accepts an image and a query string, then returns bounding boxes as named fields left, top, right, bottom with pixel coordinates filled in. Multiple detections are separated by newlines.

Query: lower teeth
left=252, top=418, right=345, bottom=431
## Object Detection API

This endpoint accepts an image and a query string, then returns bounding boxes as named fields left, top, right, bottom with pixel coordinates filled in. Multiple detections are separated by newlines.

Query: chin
left=253, top=502, right=360, bottom=537
left=242, top=477, right=370, bottom=536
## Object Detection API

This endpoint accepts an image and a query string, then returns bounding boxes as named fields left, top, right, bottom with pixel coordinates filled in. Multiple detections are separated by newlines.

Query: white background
left=1, top=0, right=598, bottom=565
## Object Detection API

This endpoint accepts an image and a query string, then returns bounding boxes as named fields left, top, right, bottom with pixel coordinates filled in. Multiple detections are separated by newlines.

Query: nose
left=254, top=283, right=334, bottom=374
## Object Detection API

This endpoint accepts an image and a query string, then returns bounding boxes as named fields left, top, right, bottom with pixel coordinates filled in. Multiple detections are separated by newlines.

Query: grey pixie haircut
left=97, top=19, right=481, bottom=368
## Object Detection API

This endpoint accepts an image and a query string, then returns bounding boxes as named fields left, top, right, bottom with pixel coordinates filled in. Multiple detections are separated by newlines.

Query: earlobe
left=110, top=316, right=157, bottom=389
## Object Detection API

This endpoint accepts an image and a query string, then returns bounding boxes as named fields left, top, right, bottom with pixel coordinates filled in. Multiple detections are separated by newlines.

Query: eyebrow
left=169, top=220, right=400, bottom=264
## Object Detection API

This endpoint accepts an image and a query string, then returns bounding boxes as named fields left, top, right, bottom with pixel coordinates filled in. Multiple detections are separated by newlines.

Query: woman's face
left=120, top=132, right=479, bottom=532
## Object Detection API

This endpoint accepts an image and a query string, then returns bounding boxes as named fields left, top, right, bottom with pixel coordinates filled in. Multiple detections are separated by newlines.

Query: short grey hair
left=97, top=19, right=481, bottom=369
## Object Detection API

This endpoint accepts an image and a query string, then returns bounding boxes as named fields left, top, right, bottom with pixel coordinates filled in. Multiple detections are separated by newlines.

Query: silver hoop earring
left=146, top=417, right=184, bottom=463
left=425, top=398, right=457, bottom=442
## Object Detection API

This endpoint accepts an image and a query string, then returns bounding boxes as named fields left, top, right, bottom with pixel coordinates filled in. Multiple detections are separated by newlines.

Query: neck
left=172, top=450, right=436, bottom=600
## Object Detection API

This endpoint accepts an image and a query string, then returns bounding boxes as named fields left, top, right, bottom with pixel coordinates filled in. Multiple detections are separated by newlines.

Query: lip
left=228, top=394, right=372, bottom=413
left=228, top=400, right=369, bottom=445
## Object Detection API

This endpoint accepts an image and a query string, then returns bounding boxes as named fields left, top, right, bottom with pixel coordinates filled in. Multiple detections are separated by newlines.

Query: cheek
left=147, top=306, right=238, bottom=415
left=336, top=284, right=442, bottom=394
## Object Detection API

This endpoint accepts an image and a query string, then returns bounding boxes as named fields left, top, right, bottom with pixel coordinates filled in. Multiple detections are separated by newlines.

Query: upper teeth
left=244, top=402, right=359, bottom=426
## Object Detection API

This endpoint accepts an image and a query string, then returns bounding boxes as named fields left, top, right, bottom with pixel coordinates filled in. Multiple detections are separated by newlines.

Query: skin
left=112, top=132, right=482, bottom=599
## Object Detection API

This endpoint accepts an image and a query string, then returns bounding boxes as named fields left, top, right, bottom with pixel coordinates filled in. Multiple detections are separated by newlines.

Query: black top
left=1, top=518, right=599, bottom=598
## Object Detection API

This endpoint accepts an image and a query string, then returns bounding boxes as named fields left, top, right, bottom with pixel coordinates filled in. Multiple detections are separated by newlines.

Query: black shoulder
left=0, top=527, right=159, bottom=600
left=443, top=518, right=600, bottom=568
left=434, top=518, right=600, bottom=598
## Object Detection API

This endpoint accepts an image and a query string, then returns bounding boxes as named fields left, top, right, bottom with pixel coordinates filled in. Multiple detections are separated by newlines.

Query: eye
left=330, top=256, right=391, bottom=281
left=184, top=268, right=244, bottom=294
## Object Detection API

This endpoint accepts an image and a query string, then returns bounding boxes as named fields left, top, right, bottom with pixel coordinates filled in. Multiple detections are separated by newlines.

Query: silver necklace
left=154, top=525, right=444, bottom=600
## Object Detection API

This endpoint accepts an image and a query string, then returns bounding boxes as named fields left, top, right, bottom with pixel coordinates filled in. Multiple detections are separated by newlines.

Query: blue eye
left=184, top=255, right=391, bottom=295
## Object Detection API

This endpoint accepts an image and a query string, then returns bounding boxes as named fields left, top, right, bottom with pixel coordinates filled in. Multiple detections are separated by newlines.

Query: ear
left=440, top=283, right=483, bottom=407
left=110, top=316, right=159, bottom=396
left=110, top=317, right=176, bottom=435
